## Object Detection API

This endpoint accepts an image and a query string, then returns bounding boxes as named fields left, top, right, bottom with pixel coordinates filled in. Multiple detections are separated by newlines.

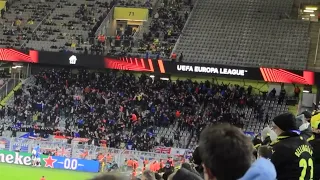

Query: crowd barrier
left=0, top=149, right=99, bottom=172
left=0, top=150, right=99, bottom=172
left=0, top=137, right=192, bottom=173
left=0, top=48, right=316, bottom=85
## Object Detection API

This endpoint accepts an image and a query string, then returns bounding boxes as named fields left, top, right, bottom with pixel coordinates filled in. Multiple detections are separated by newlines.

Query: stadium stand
left=173, top=0, right=310, bottom=70
left=0, top=0, right=158, bottom=54
left=0, top=69, right=289, bottom=152
left=0, top=0, right=58, bottom=49
left=0, top=0, right=320, bottom=179
left=0, top=0, right=193, bottom=58
left=24, top=0, right=115, bottom=53
left=110, top=0, right=193, bottom=59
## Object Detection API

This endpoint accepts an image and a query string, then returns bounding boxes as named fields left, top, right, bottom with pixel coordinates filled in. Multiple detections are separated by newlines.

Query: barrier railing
left=313, top=27, right=320, bottom=65
left=95, top=7, right=115, bottom=37
left=0, top=137, right=191, bottom=168
left=0, top=78, right=19, bottom=103
left=170, top=0, right=199, bottom=57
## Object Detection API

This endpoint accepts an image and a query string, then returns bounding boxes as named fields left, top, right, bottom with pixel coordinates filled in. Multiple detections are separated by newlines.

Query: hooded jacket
left=239, top=158, right=276, bottom=180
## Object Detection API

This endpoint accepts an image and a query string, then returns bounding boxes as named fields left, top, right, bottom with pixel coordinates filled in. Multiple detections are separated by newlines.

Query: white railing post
left=313, top=27, right=320, bottom=65
left=171, top=0, right=199, bottom=57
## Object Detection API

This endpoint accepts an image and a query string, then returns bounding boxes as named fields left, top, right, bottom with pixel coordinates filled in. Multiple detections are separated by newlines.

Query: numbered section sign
left=113, top=7, right=148, bottom=21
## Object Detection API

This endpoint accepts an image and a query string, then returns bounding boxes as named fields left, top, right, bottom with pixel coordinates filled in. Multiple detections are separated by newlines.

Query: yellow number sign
left=113, top=7, right=148, bottom=21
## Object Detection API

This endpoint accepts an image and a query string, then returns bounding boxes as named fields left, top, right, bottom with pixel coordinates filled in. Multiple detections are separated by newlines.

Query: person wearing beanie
left=270, top=113, right=314, bottom=180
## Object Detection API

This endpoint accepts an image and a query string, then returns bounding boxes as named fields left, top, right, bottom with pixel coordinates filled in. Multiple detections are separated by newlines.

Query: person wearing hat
left=270, top=113, right=314, bottom=180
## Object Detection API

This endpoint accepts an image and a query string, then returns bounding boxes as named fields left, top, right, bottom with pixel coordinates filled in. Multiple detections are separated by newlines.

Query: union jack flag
left=154, top=146, right=171, bottom=154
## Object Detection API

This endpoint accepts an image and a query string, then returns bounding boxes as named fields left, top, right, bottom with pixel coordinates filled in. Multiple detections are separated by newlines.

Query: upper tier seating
left=0, top=0, right=58, bottom=49
left=24, top=0, right=114, bottom=53
left=173, top=0, right=310, bottom=70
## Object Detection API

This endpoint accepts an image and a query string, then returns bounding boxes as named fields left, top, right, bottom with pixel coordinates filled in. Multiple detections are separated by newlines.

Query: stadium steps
left=5, top=76, right=35, bottom=107
left=133, top=0, right=162, bottom=41
left=0, top=79, right=22, bottom=107
left=132, top=0, right=162, bottom=41
left=306, top=22, right=320, bottom=71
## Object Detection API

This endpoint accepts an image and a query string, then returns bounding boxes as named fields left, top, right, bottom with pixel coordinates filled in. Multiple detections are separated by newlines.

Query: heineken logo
left=0, top=150, right=99, bottom=172
left=0, top=151, right=32, bottom=165
left=0, top=150, right=49, bottom=167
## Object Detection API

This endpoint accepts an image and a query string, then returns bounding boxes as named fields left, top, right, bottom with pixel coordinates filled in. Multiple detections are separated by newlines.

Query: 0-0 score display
left=47, top=156, right=99, bottom=173
left=63, top=158, right=78, bottom=170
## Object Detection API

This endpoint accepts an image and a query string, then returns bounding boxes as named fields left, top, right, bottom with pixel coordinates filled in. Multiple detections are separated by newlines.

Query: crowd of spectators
left=0, top=0, right=56, bottom=48
left=0, top=68, right=268, bottom=152
left=109, top=0, right=192, bottom=59
left=0, top=0, right=117, bottom=53
left=0, top=0, right=190, bottom=58
left=0, top=68, right=319, bottom=180
left=24, top=0, right=115, bottom=54
left=91, top=116, right=320, bottom=180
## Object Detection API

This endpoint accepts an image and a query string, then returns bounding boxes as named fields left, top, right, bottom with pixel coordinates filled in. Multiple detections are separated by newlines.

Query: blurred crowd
left=0, top=0, right=191, bottom=58
left=0, top=68, right=319, bottom=180
left=1, top=68, right=266, bottom=152
left=109, top=0, right=192, bottom=59
left=91, top=113, right=320, bottom=180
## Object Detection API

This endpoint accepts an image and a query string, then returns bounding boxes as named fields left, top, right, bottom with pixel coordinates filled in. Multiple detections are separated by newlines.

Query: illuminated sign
left=69, top=55, right=77, bottom=65
left=260, top=68, right=314, bottom=85
left=176, top=65, right=248, bottom=76
left=0, top=48, right=314, bottom=85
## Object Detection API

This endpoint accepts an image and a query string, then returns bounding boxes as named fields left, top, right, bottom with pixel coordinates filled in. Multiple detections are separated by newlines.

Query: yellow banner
left=0, top=1, right=6, bottom=11
left=114, top=7, right=148, bottom=21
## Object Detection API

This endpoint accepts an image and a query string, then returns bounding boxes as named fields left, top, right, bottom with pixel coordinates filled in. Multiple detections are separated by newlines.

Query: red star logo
left=43, top=156, right=57, bottom=168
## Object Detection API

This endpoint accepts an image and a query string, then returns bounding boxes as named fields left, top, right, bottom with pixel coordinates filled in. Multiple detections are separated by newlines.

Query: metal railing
left=95, top=7, right=115, bottom=37
left=0, top=78, right=19, bottom=103
left=170, top=0, right=199, bottom=56
left=313, top=27, right=320, bottom=65
left=0, top=137, right=188, bottom=168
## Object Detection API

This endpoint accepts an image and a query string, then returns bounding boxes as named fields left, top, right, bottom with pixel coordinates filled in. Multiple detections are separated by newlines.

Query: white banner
left=170, top=148, right=186, bottom=156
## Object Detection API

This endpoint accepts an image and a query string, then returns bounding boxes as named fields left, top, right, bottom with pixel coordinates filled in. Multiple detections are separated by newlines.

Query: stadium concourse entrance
left=299, top=5, right=319, bottom=21
left=112, top=7, right=149, bottom=46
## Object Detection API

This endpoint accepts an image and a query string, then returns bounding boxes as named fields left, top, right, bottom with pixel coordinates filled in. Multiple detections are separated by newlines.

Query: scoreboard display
left=43, top=156, right=99, bottom=173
